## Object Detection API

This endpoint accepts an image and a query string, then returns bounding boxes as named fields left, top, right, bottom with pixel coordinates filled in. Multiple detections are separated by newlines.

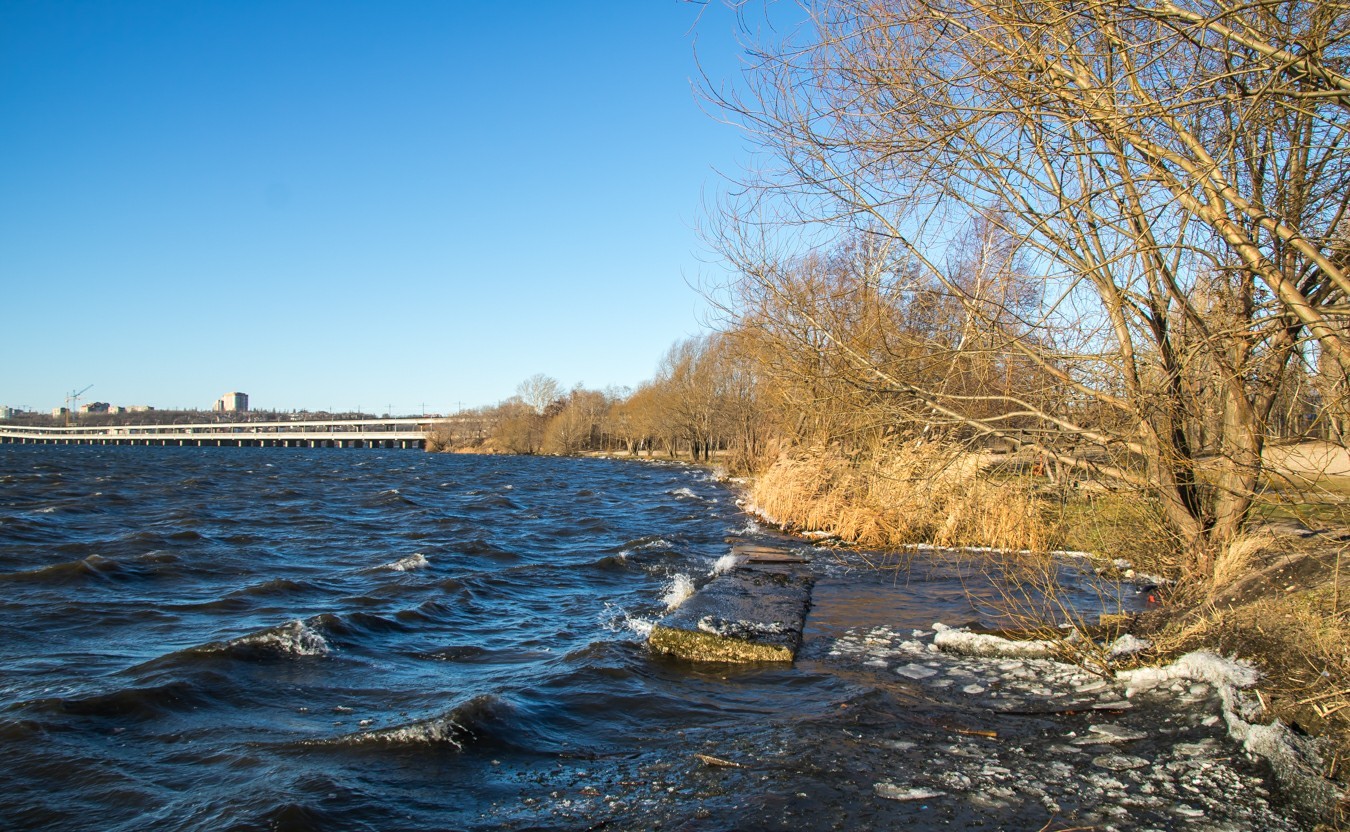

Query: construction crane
left=65, top=385, right=92, bottom=426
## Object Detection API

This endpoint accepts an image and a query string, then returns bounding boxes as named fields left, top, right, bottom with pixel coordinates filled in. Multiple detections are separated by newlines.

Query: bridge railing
left=0, top=418, right=458, bottom=445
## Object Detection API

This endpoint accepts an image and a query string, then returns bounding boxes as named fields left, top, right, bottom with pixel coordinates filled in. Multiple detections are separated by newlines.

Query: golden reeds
left=751, top=442, right=1056, bottom=552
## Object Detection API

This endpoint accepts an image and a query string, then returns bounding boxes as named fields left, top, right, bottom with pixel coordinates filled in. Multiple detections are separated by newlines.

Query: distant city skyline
left=1, top=2, right=761, bottom=414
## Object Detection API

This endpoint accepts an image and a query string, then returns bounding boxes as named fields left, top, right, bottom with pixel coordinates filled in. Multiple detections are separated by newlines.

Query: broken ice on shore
left=813, top=621, right=1319, bottom=830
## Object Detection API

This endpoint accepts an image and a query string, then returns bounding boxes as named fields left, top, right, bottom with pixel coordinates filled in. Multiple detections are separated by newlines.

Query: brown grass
left=1212, top=531, right=1276, bottom=589
left=752, top=442, right=1057, bottom=552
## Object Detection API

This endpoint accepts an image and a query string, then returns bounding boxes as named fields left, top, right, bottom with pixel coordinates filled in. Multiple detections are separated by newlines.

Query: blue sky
left=0, top=1, right=758, bottom=414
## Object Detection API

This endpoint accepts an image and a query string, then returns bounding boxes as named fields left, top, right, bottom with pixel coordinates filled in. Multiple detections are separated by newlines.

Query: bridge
left=0, top=418, right=452, bottom=449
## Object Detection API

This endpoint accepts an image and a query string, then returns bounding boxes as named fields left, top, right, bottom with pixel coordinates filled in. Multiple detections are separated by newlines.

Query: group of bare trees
left=431, top=338, right=773, bottom=465
left=700, top=0, right=1350, bottom=578
left=616, top=333, right=774, bottom=468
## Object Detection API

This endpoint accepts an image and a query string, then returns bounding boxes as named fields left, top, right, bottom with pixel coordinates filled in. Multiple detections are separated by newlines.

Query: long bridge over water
left=0, top=418, right=453, bottom=449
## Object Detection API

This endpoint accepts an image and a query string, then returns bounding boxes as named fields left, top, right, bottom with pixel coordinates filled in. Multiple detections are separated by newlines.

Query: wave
left=467, top=494, right=523, bottom=512
left=308, top=695, right=508, bottom=751
left=668, top=487, right=717, bottom=503
left=376, top=553, right=429, bottom=572
left=224, top=619, right=331, bottom=657
left=454, top=538, right=520, bottom=562
left=30, top=675, right=228, bottom=722
left=415, top=644, right=554, bottom=665
left=548, top=516, right=613, bottom=538
left=601, top=602, right=656, bottom=638
left=593, top=537, right=679, bottom=571
left=130, top=619, right=334, bottom=668
left=419, top=644, right=490, bottom=662
left=0, top=551, right=183, bottom=585
left=367, top=489, right=418, bottom=508
left=224, top=578, right=319, bottom=600
left=227, top=802, right=353, bottom=832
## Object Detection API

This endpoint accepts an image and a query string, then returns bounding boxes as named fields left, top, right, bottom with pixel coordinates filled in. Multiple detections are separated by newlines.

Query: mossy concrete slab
left=648, top=565, right=814, bottom=663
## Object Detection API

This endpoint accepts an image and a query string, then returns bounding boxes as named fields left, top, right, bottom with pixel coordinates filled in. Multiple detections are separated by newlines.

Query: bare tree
left=517, top=374, right=562, bottom=416
left=706, top=0, right=1350, bottom=576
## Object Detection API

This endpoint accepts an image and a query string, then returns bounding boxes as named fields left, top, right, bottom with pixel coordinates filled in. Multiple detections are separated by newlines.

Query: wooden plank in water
left=730, top=543, right=809, bottom=564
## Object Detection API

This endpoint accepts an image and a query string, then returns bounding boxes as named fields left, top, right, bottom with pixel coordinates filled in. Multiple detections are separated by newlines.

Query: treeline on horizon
left=444, top=0, right=1350, bottom=590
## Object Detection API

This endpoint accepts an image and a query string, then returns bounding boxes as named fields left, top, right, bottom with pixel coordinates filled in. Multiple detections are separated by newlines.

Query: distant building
left=0, top=406, right=13, bottom=419
left=52, top=407, right=69, bottom=418
left=80, top=402, right=111, bottom=415
left=127, top=405, right=154, bottom=413
left=214, top=392, right=249, bottom=413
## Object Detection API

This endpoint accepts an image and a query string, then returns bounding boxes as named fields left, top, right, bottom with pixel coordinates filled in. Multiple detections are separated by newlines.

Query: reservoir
left=0, top=446, right=1298, bottom=830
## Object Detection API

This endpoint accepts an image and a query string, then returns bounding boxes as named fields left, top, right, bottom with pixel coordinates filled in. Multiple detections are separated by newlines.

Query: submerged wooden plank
left=729, top=543, right=810, bottom=564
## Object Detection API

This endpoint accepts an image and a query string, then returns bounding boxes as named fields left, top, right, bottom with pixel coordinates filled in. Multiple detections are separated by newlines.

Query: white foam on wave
left=669, top=487, right=700, bottom=500
left=346, top=715, right=466, bottom=749
left=600, top=602, right=656, bottom=638
left=617, top=538, right=674, bottom=560
left=662, top=573, right=696, bottom=611
left=709, top=553, right=745, bottom=576
left=382, top=553, right=430, bottom=572
left=730, top=518, right=765, bottom=536
left=230, top=619, right=330, bottom=656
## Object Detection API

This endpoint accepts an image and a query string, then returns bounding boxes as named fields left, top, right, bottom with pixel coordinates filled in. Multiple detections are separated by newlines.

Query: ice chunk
left=1107, top=634, right=1151, bottom=658
left=1093, top=754, right=1149, bottom=771
left=1087, top=724, right=1148, bottom=743
left=932, top=623, right=1055, bottom=658
left=1116, top=651, right=1259, bottom=696
left=895, top=663, right=938, bottom=680
left=874, top=783, right=944, bottom=801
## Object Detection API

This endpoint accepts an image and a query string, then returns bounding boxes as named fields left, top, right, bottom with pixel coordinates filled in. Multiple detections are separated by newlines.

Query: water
left=0, top=446, right=1298, bottom=830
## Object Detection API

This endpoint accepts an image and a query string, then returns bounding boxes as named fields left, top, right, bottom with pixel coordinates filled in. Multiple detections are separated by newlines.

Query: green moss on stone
left=648, top=624, right=794, bottom=663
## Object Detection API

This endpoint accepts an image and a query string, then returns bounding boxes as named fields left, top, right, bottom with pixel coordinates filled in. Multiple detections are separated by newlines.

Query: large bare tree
left=708, top=0, right=1350, bottom=575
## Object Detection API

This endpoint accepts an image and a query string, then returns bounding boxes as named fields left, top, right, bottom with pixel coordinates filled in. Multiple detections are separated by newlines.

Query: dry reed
left=752, top=442, right=1056, bottom=552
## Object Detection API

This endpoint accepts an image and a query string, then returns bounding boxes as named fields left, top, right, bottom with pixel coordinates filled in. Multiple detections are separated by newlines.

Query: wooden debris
left=694, top=753, right=745, bottom=769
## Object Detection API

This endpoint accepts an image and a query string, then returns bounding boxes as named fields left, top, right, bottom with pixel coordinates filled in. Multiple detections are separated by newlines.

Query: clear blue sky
left=0, top=1, right=756, bottom=415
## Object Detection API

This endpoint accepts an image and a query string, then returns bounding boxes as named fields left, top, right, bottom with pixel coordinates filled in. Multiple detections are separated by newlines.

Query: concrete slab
left=648, top=564, right=814, bottom=663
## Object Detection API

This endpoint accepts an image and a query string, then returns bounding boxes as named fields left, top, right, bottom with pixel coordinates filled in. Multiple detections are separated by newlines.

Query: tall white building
left=214, top=392, right=249, bottom=413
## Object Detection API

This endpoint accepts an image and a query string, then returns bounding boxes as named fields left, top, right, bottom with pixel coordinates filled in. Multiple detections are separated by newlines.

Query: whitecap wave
left=729, top=519, right=765, bottom=536
left=227, top=619, right=330, bottom=656
left=381, top=553, right=430, bottom=572
left=617, top=538, right=674, bottom=560
left=601, top=602, right=656, bottom=638
left=343, top=714, right=467, bottom=749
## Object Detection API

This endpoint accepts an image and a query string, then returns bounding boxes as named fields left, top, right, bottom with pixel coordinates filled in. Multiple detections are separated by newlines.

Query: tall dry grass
left=752, top=441, right=1057, bottom=552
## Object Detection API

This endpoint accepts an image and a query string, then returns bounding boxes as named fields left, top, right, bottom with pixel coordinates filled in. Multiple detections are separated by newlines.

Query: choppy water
left=0, top=446, right=1300, bottom=831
